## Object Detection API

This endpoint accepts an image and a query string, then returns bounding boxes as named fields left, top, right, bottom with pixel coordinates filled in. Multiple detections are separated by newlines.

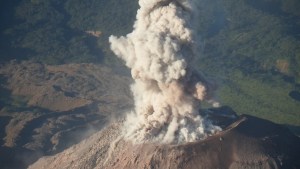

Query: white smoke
left=109, top=0, right=221, bottom=144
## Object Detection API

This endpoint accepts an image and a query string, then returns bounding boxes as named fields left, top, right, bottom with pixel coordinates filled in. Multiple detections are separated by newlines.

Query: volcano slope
left=29, top=111, right=300, bottom=169
left=0, top=61, right=132, bottom=169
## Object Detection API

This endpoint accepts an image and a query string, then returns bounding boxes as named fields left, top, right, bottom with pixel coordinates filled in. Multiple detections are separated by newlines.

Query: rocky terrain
left=1, top=61, right=299, bottom=169
left=1, top=0, right=300, bottom=168
left=0, top=61, right=132, bottom=169
left=29, top=113, right=300, bottom=169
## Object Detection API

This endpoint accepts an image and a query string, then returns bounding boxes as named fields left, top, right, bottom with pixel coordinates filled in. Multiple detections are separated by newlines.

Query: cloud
left=109, top=0, right=221, bottom=144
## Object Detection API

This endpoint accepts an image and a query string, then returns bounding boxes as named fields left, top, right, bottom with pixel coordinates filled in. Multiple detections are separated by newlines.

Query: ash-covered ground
left=0, top=61, right=133, bottom=169
left=1, top=61, right=299, bottom=169
left=1, top=0, right=300, bottom=168
left=28, top=110, right=300, bottom=169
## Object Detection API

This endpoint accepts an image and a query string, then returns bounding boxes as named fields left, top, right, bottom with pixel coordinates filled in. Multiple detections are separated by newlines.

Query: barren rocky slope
left=1, top=61, right=300, bottom=169
left=0, top=61, right=132, bottom=169
left=29, top=113, right=300, bottom=169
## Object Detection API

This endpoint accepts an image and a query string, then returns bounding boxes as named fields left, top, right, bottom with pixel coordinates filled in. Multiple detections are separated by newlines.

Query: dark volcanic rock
left=29, top=114, right=300, bottom=169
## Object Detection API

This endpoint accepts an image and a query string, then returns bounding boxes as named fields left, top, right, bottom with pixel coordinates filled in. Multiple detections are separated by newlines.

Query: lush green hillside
left=196, top=0, right=300, bottom=126
left=0, top=0, right=299, bottom=126
left=0, top=0, right=138, bottom=65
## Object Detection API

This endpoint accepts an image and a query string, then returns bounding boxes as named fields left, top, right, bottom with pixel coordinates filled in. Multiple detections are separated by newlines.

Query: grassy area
left=218, top=72, right=300, bottom=125
left=195, top=0, right=300, bottom=126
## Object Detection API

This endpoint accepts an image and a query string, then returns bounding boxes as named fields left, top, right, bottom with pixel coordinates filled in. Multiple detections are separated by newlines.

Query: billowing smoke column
left=109, top=0, right=221, bottom=144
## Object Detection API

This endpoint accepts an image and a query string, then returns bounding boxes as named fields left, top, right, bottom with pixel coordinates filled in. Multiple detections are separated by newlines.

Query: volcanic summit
left=28, top=110, right=300, bottom=169
left=24, top=0, right=300, bottom=168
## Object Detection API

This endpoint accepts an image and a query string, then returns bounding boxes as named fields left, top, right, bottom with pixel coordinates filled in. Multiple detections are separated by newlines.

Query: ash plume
left=109, top=0, right=221, bottom=144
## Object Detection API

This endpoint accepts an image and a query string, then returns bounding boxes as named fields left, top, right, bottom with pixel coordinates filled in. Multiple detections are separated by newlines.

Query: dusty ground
left=28, top=114, right=300, bottom=169
left=1, top=61, right=300, bottom=169
left=0, top=60, right=132, bottom=169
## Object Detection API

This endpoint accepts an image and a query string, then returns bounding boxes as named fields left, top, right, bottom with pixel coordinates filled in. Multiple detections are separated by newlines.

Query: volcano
left=29, top=109, right=300, bottom=169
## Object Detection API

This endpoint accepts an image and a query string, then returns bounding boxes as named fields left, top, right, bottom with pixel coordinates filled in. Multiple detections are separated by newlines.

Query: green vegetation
left=219, top=74, right=300, bottom=125
left=0, top=0, right=138, bottom=65
left=0, top=92, right=30, bottom=113
left=0, top=0, right=299, bottom=126
left=197, top=0, right=300, bottom=126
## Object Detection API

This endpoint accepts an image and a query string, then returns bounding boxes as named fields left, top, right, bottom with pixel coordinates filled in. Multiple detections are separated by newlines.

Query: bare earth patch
left=0, top=61, right=132, bottom=169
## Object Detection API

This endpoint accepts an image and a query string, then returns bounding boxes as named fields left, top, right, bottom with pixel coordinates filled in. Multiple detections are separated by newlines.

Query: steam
left=109, top=0, right=221, bottom=144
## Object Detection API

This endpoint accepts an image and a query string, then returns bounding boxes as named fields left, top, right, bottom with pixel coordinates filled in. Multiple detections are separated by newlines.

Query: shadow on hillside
left=285, top=124, right=300, bottom=137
